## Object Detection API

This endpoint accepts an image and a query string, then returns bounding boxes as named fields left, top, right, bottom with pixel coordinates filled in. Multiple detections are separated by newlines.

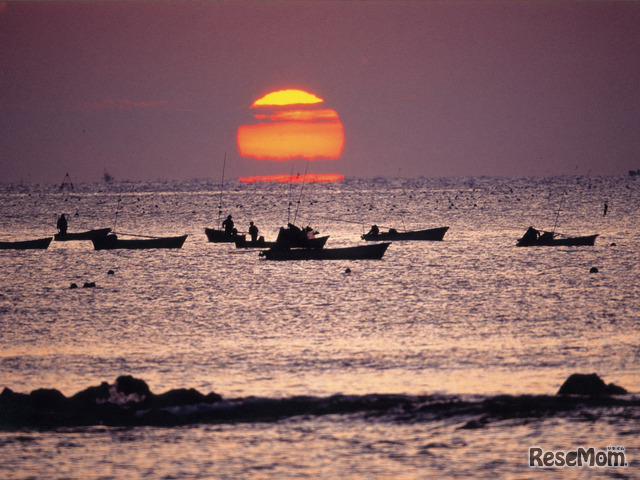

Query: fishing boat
left=91, top=234, right=188, bottom=250
left=260, top=242, right=390, bottom=261
left=361, top=226, right=449, bottom=241
left=54, top=228, right=112, bottom=241
left=0, top=237, right=53, bottom=250
left=516, top=227, right=597, bottom=247
left=204, top=228, right=242, bottom=243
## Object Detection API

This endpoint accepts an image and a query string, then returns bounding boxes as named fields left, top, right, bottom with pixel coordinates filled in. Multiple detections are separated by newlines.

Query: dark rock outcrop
left=557, top=373, right=627, bottom=396
left=0, top=376, right=223, bottom=428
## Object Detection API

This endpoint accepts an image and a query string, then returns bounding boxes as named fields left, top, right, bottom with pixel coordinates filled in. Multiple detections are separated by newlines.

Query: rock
left=0, top=376, right=224, bottom=428
left=69, top=382, right=111, bottom=406
left=114, top=375, right=151, bottom=397
left=152, top=388, right=222, bottom=408
left=557, top=373, right=627, bottom=396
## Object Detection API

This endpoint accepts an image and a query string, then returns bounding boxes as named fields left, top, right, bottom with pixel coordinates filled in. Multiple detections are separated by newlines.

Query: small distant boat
left=0, top=237, right=53, bottom=250
left=103, top=168, right=114, bottom=183
left=92, top=234, right=188, bottom=250
left=54, top=228, right=112, bottom=241
left=361, top=226, right=449, bottom=241
left=260, top=242, right=390, bottom=261
left=205, top=228, right=241, bottom=243
left=516, top=227, right=597, bottom=247
left=59, top=172, right=74, bottom=191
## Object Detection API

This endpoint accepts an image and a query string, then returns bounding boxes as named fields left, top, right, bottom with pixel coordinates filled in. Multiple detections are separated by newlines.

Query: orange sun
left=237, top=89, right=345, bottom=181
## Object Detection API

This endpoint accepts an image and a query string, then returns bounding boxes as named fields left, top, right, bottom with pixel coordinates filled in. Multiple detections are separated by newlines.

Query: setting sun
left=251, top=89, right=324, bottom=107
left=237, top=88, right=345, bottom=167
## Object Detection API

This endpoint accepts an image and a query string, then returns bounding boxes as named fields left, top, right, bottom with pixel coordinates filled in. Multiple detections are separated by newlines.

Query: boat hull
left=517, top=234, right=598, bottom=247
left=92, top=234, right=188, bottom=250
left=0, top=237, right=53, bottom=250
left=234, top=236, right=277, bottom=249
left=361, top=226, right=449, bottom=241
left=205, top=228, right=241, bottom=243
left=54, top=228, right=112, bottom=241
left=261, top=242, right=390, bottom=261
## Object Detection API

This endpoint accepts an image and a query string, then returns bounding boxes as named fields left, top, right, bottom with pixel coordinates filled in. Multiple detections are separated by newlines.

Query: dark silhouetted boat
left=0, top=237, right=53, bottom=250
left=92, top=234, right=188, bottom=250
left=361, top=226, right=449, bottom=241
left=516, top=227, right=597, bottom=247
left=260, top=242, right=390, bottom=260
left=54, top=228, right=112, bottom=241
left=205, top=228, right=241, bottom=243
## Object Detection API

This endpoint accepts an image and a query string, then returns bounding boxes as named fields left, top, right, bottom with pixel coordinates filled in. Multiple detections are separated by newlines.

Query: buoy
left=345, top=268, right=351, bottom=274
left=107, top=270, right=114, bottom=275
left=610, top=242, right=616, bottom=247
left=589, top=267, right=599, bottom=273
left=70, top=283, right=77, bottom=289
left=83, top=282, right=96, bottom=288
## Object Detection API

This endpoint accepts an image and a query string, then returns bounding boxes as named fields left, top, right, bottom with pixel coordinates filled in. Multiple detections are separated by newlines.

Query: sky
left=1, top=0, right=639, bottom=184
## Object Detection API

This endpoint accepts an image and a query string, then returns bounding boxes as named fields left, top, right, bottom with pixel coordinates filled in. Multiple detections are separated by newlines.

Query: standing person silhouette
left=56, top=213, right=68, bottom=235
left=222, top=215, right=235, bottom=235
left=249, top=221, right=259, bottom=242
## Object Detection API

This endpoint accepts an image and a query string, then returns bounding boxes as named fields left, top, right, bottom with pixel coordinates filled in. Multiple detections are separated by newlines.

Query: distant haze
left=1, top=1, right=639, bottom=183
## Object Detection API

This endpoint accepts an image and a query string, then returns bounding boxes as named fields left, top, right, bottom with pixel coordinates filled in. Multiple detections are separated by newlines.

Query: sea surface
left=0, top=176, right=638, bottom=479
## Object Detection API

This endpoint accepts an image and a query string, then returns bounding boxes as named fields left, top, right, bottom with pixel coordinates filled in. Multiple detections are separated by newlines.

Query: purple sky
left=1, top=1, right=639, bottom=184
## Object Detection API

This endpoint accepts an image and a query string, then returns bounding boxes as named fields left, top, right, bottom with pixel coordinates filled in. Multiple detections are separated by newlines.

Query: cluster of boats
left=0, top=224, right=599, bottom=260
left=0, top=228, right=187, bottom=252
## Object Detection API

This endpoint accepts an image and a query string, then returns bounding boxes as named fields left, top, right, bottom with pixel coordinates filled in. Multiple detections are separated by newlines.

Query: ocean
left=0, top=175, right=638, bottom=479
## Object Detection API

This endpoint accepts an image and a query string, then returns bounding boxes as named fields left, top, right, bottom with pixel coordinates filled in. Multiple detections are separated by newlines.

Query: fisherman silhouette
left=222, top=215, right=236, bottom=235
left=603, top=202, right=608, bottom=216
left=56, top=213, right=68, bottom=235
left=367, top=225, right=379, bottom=236
left=521, top=226, right=540, bottom=243
left=249, top=221, right=259, bottom=242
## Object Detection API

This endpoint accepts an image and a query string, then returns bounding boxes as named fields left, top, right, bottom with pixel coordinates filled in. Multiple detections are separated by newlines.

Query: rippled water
left=1, top=176, right=638, bottom=478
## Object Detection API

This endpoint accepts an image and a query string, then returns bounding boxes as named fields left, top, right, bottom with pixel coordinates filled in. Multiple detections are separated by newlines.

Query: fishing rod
left=217, top=152, right=227, bottom=228
left=115, top=232, right=172, bottom=239
left=551, top=192, right=565, bottom=234
left=551, top=165, right=578, bottom=233
left=112, top=184, right=137, bottom=234
left=113, top=195, right=122, bottom=234
left=317, top=216, right=409, bottom=232
left=292, top=159, right=310, bottom=226
left=286, top=163, right=295, bottom=224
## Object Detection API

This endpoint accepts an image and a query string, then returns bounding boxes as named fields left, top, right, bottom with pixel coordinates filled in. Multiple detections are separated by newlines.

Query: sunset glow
left=237, top=88, right=345, bottom=182
left=237, top=120, right=345, bottom=160
left=238, top=173, right=345, bottom=183
left=251, top=89, right=323, bottom=107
